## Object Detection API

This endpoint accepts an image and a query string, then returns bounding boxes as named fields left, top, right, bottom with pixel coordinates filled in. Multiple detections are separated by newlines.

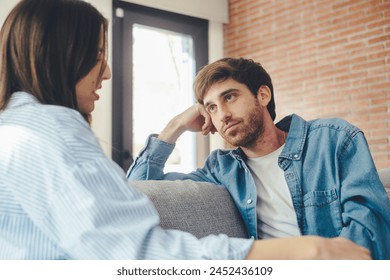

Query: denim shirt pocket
left=302, top=188, right=342, bottom=237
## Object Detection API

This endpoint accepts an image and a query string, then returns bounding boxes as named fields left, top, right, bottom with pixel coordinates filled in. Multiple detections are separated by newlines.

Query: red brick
left=226, top=0, right=390, bottom=168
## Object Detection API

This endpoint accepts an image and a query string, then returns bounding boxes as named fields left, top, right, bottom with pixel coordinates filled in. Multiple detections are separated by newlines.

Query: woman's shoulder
left=44, top=103, right=90, bottom=130
left=41, top=104, right=102, bottom=153
left=3, top=92, right=101, bottom=157
left=4, top=92, right=88, bottom=130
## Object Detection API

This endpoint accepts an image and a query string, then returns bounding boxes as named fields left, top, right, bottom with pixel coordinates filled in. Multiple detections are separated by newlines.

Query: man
left=127, top=57, right=390, bottom=259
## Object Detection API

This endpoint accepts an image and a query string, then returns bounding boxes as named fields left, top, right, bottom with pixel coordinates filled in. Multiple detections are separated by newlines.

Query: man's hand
left=158, top=104, right=216, bottom=144
left=246, top=236, right=372, bottom=260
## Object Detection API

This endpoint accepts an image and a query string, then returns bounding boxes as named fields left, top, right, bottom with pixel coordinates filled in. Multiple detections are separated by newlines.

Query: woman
left=0, top=0, right=371, bottom=260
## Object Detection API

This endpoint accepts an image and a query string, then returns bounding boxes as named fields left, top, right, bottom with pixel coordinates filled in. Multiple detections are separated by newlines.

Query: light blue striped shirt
left=0, top=92, right=253, bottom=259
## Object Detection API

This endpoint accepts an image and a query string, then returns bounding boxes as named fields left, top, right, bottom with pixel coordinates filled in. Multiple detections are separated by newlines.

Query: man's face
left=203, top=78, right=265, bottom=147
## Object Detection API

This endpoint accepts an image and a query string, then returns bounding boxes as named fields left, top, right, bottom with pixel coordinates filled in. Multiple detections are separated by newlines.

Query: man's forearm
left=158, top=118, right=186, bottom=144
left=127, top=135, right=175, bottom=180
left=158, top=104, right=211, bottom=143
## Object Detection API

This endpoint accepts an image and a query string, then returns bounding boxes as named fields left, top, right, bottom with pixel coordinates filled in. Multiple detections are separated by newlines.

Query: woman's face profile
left=75, top=30, right=111, bottom=114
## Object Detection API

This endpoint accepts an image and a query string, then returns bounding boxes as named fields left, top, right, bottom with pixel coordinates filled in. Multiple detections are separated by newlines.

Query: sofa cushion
left=131, top=179, right=247, bottom=239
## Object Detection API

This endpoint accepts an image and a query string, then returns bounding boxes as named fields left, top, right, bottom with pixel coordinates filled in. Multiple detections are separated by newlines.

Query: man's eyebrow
left=204, top=88, right=236, bottom=108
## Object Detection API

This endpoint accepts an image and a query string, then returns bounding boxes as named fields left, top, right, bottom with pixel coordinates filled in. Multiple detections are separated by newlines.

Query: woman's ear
left=256, top=85, right=272, bottom=106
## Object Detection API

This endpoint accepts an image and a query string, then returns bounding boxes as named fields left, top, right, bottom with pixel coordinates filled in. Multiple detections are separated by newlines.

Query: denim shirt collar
left=229, top=114, right=308, bottom=169
left=277, top=114, right=308, bottom=162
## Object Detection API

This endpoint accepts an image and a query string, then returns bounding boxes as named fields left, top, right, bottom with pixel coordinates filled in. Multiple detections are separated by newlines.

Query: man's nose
left=220, top=105, right=232, bottom=124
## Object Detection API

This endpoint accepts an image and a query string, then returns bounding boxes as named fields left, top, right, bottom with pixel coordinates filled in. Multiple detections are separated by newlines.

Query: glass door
left=132, top=24, right=195, bottom=172
left=112, top=1, right=208, bottom=172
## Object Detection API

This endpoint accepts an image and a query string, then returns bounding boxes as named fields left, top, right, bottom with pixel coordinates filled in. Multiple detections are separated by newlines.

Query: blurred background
left=1, top=0, right=388, bottom=170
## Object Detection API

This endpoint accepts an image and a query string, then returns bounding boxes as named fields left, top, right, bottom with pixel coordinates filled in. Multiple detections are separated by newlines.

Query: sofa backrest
left=131, top=168, right=390, bottom=239
left=131, top=179, right=248, bottom=239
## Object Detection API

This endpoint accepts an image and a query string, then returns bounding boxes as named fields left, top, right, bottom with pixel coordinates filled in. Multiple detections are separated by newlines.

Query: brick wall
left=224, top=0, right=390, bottom=169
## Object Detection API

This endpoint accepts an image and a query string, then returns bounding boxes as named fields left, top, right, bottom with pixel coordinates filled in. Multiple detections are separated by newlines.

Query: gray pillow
left=130, top=180, right=248, bottom=239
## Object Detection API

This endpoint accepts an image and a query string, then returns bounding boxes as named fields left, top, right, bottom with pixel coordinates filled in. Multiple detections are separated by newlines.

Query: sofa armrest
left=130, top=180, right=248, bottom=239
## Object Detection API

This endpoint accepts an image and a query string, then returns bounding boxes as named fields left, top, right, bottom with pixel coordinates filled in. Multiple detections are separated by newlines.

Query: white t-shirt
left=246, top=144, right=301, bottom=239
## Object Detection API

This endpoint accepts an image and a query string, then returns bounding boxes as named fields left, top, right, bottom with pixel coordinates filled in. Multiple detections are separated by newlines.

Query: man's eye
left=208, top=105, right=216, bottom=113
left=225, top=94, right=233, bottom=101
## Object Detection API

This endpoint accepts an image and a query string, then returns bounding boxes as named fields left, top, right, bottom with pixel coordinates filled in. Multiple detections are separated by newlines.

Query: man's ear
left=256, top=85, right=272, bottom=106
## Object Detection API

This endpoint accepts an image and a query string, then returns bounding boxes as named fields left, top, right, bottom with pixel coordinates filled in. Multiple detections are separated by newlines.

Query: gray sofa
left=131, top=168, right=390, bottom=239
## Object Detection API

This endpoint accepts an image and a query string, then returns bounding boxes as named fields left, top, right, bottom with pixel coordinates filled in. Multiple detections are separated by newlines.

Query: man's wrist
left=158, top=118, right=185, bottom=144
left=144, top=135, right=175, bottom=162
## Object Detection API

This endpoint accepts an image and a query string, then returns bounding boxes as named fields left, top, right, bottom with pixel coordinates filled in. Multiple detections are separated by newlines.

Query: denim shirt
left=128, top=114, right=390, bottom=259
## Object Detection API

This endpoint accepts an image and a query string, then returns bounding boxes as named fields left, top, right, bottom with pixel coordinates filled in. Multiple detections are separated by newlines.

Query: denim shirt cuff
left=143, top=134, right=175, bottom=163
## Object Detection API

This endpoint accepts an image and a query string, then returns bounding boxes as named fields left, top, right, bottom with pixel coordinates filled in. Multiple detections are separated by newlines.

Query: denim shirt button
left=246, top=199, right=253, bottom=204
left=293, top=154, right=299, bottom=159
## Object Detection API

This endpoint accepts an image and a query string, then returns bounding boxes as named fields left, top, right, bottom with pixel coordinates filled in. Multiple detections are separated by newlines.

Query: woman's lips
left=94, top=85, right=103, bottom=100
left=93, top=91, right=100, bottom=100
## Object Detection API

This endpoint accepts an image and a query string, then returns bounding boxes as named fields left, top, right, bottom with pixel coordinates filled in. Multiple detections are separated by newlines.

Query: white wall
left=121, top=0, right=228, bottom=23
left=0, top=1, right=18, bottom=24
left=0, top=0, right=227, bottom=157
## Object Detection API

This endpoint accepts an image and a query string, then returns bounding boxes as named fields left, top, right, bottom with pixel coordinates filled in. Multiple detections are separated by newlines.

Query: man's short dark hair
left=194, top=57, right=276, bottom=121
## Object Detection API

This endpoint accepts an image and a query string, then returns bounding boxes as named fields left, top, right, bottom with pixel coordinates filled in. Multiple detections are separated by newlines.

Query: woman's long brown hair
left=0, top=0, right=108, bottom=123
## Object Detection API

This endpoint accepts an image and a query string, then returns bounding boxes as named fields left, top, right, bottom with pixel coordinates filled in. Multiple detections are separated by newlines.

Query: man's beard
left=221, top=104, right=264, bottom=148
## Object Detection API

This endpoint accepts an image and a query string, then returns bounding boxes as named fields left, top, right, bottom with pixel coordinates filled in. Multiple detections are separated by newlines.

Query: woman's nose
left=103, top=63, right=112, bottom=80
